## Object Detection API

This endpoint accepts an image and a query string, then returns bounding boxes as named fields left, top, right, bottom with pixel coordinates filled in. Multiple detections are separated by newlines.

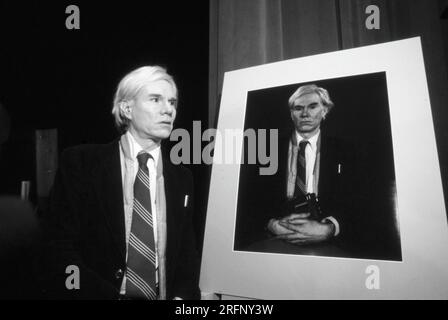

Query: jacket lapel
left=318, top=134, right=337, bottom=196
left=93, top=140, right=126, bottom=262
left=278, top=133, right=291, bottom=200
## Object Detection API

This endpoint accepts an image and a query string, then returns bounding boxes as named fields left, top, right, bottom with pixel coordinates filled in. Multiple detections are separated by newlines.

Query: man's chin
left=147, top=129, right=172, bottom=142
left=298, top=125, right=314, bottom=132
left=157, top=133, right=172, bottom=140
left=296, top=126, right=320, bottom=138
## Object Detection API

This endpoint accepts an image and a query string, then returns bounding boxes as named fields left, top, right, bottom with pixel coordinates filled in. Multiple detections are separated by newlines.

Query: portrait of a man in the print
left=234, top=72, right=402, bottom=262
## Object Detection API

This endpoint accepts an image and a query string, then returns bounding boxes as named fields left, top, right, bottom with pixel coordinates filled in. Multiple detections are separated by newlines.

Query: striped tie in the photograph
left=125, top=151, right=157, bottom=300
left=295, top=140, right=309, bottom=196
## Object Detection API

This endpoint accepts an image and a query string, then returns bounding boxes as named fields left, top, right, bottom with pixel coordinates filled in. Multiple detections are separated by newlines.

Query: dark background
left=235, top=72, right=401, bottom=260
left=0, top=1, right=210, bottom=297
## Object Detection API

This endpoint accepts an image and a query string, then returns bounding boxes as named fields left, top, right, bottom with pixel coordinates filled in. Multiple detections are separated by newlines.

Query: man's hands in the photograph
left=267, top=213, right=335, bottom=245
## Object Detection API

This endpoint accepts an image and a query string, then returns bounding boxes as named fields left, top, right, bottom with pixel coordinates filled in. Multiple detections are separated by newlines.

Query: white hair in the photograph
left=288, top=84, right=334, bottom=112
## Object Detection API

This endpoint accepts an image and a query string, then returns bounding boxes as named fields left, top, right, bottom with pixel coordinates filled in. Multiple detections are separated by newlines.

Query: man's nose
left=301, top=107, right=309, bottom=117
left=161, top=100, right=174, bottom=116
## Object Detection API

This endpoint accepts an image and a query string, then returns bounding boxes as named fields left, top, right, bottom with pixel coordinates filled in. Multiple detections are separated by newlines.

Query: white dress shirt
left=295, top=130, right=340, bottom=235
left=295, top=130, right=319, bottom=194
left=119, top=131, right=160, bottom=294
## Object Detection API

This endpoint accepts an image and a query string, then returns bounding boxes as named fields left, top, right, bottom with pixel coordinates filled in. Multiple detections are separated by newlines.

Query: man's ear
left=120, top=101, right=132, bottom=120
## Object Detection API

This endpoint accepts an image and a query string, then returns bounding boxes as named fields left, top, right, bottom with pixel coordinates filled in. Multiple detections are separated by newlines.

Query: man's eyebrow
left=293, top=102, right=318, bottom=108
left=147, top=94, right=177, bottom=101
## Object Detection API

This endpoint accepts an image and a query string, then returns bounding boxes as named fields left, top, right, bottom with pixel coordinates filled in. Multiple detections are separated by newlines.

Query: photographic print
left=234, top=72, right=402, bottom=262
left=200, top=37, right=448, bottom=299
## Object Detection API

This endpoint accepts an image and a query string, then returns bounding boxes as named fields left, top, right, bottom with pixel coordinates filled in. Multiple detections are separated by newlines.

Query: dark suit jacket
left=40, top=139, right=200, bottom=299
left=235, top=130, right=389, bottom=258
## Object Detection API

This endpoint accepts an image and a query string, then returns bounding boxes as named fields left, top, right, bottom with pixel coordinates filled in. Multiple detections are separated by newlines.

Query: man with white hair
left=43, top=66, right=200, bottom=299
left=267, top=84, right=341, bottom=244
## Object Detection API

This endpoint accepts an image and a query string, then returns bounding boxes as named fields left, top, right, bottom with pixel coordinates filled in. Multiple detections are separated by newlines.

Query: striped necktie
left=295, top=140, right=309, bottom=197
left=125, top=151, right=158, bottom=300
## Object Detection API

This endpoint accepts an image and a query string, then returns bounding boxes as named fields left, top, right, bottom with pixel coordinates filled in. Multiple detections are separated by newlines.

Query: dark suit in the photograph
left=236, top=130, right=370, bottom=253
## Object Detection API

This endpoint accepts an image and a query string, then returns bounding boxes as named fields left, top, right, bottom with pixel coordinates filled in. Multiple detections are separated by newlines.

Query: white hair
left=111, top=66, right=177, bottom=132
left=288, top=84, right=334, bottom=112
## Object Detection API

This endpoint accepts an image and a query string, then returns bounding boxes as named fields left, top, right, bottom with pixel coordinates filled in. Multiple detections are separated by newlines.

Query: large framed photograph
left=200, top=37, right=448, bottom=299
left=234, top=71, right=401, bottom=262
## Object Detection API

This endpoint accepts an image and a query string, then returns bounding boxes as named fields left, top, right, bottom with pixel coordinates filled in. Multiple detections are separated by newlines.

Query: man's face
left=290, top=92, right=328, bottom=138
left=128, top=79, right=177, bottom=143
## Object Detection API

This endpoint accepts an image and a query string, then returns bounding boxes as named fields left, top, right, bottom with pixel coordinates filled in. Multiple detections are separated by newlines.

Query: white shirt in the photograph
left=295, top=130, right=319, bottom=193
left=295, top=129, right=339, bottom=235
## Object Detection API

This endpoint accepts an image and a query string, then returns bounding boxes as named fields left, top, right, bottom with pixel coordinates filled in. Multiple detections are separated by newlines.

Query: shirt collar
left=295, top=129, right=320, bottom=151
left=126, top=131, right=160, bottom=167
